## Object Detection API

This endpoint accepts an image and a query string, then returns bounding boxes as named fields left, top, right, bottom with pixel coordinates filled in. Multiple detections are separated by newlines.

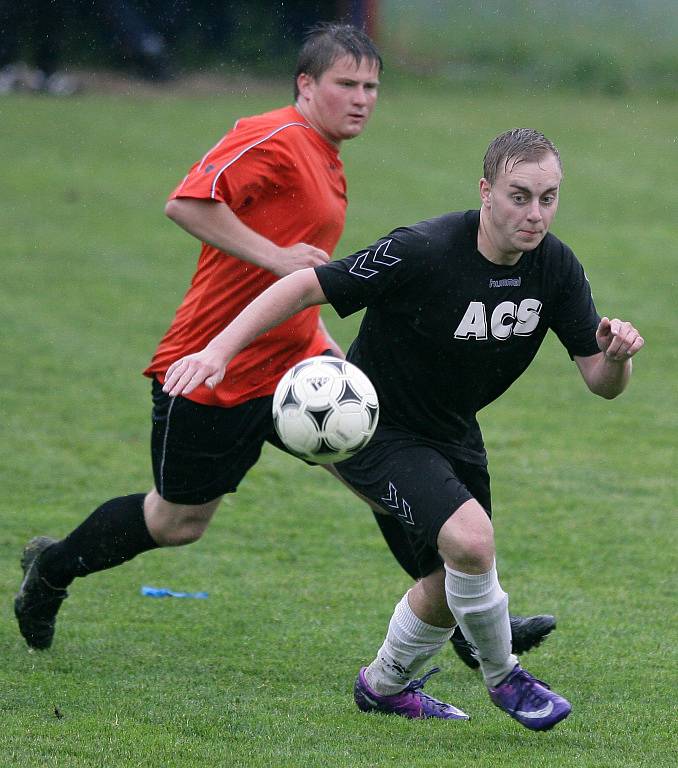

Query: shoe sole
left=514, top=703, right=572, bottom=731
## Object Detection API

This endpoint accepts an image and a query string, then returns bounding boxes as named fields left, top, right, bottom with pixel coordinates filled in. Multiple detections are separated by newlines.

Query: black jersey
left=315, top=210, right=600, bottom=465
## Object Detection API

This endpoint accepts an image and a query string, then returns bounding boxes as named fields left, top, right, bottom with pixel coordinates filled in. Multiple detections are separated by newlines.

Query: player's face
left=478, top=153, right=562, bottom=265
left=296, top=55, right=380, bottom=145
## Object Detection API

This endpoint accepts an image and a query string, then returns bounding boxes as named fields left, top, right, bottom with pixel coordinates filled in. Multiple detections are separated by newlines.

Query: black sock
left=38, top=493, right=158, bottom=588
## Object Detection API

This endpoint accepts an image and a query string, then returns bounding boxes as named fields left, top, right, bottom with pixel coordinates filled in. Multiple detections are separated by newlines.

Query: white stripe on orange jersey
left=209, top=122, right=308, bottom=199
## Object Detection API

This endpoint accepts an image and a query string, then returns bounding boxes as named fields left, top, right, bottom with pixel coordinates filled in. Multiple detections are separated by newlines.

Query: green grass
left=1, top=82, right=676, bottom=767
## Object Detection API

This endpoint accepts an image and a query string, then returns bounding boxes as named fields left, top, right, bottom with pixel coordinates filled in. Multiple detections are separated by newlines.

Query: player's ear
left=296, top=72, right=314, bottom=100
left=479, top=178, right=492, bottom=207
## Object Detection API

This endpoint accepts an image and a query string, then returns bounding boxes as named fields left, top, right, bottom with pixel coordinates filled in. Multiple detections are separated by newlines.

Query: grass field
left=1, top=79, right=676, bottom=767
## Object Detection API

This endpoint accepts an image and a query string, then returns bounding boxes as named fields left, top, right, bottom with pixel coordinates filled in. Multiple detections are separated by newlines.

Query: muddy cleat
left=354, top=666, right=469, bottom=720
left=14, top=536, right=67, bottom=650
left=451, top=614, right=557, bottom=670
left=488, top=664, right=571, bottom=731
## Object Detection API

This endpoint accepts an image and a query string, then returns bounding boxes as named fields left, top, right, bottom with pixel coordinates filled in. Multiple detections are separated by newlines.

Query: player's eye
left=512, top=194, right=526, bottom=204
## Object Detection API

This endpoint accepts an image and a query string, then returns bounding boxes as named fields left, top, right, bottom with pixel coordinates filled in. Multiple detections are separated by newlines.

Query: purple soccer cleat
left=354, top=666, right=469, bottom=720
left=488, top=664, right=571, bottom=731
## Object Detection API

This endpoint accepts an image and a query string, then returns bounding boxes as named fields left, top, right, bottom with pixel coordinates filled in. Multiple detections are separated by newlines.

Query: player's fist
left=596, top=317, right=644, bottom=362
left=274, top=243, right=330, bottom=276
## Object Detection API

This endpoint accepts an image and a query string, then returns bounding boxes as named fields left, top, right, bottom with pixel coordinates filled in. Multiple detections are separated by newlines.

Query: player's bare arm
left=163, top=268, right=328, bottom=397
left=165, top=198, right=330, bottom=276
left=575, top=316, right=644, bottom=399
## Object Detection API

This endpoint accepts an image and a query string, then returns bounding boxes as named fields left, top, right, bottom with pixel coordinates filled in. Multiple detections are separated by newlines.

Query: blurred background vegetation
left=9, top=0, right=676, bottom=97
left=382, top=0, right=677, bottom=97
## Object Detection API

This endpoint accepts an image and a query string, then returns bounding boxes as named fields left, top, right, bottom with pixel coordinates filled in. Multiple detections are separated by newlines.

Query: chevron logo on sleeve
left=348, top=239, right=401, bottom=279
left=380, top=481, right=415, bottom=525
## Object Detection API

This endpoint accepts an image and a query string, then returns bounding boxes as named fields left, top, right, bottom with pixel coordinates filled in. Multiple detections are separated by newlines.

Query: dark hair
left=483, top=128, right=562, bottom=183
left=293, top=23, right=382, bottom=99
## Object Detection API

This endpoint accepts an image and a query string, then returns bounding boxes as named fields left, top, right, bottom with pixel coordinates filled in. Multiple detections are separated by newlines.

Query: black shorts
left=150, top=378, right=290, bottom=504
left=334, top=427, right=492, bottom=579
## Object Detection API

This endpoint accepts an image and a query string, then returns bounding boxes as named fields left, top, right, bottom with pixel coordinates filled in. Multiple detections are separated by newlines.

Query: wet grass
left=1, top=83, right=676, bottom=767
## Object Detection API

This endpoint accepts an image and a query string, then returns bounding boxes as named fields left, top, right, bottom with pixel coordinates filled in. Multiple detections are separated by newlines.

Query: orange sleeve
left=169, top=125, right=301, bottom=210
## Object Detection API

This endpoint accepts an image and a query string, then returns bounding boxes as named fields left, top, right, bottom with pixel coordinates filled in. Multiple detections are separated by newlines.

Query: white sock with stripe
left=444, top=562, right=517, bottom=687
left=364, top=591, right=454, bottom=696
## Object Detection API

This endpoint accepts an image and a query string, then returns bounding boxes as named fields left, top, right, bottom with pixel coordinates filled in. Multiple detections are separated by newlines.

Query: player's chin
left=339, top=121, right=367, bottom=140
left=515, top=231, right=545, bottom=248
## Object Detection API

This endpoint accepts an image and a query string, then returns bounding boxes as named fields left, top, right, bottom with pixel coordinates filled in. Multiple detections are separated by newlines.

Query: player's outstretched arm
left=575, top=317, right=644, bottom=399
left=162, top=268, right=328, bottom=397
left=165, top=198, right=329, bottom=276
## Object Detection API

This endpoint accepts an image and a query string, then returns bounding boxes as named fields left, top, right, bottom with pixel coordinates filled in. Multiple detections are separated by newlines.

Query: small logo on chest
left=489, top=277, right=522, bottom=288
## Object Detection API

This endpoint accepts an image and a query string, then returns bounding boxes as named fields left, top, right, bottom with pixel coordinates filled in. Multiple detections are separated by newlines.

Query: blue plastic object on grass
left=141, top=586, right=208, bottom=599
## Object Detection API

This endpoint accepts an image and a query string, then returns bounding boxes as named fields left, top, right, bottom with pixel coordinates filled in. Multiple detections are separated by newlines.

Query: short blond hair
left=483, top=128, right=561, bottom=183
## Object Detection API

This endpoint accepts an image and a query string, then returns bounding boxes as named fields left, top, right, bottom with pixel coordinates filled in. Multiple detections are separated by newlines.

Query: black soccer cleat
left=450, top=614, right=557, bottom=670
left=14, top=536, right=68, bottom=650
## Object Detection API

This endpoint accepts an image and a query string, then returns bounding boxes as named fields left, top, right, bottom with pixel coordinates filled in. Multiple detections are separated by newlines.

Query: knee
left=437, top=500, right=495, bottom=574
left=161, top=518, right=208, bottom=546
left=151, top=513, right=209, bottom=547
left=144, top=492, right=219, bottom=547
left=449, top=534, right=495, bottom=574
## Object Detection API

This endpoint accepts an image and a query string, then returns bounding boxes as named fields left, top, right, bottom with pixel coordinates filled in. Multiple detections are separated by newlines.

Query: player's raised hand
left=273, top=243, right=330, bottom=277
left=596, top=317, right=644, bottom=361
left=162, top=349, right=227, bottom=397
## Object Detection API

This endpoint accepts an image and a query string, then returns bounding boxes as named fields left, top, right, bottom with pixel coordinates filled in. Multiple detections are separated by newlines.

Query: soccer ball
left=272, top=356, right=379, bottom=464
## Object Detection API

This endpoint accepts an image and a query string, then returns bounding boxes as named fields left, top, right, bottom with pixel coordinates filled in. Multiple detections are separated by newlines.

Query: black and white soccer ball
left=272, top=356, right=379, bottom=464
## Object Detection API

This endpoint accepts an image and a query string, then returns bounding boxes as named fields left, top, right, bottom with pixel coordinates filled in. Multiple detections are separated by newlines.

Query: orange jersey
left=144, top=105, right=348, bottom=407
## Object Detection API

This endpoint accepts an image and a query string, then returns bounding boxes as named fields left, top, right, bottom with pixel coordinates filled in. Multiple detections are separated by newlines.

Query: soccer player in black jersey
left=161, top=128, right=644, bottom=731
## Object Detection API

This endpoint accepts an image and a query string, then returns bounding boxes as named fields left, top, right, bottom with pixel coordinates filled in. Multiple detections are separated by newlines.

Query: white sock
left=364, top=591, right=454, bottom=695
left=444, top=562, right=517, bottom=687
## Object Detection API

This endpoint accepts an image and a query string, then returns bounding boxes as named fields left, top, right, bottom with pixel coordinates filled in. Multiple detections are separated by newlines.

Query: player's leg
left=14, top=380, right=274, bottom=650
left=356, top=489, right=570, bottom=729
left=14, top=491, right=220, bottom=650
left=322, top=461, right=556, bottom=668
left=354, top=571, right=469, bottom=720
left=335, top=437, right=472, bottom=719
left=437, top=498, right=513, bottom=683
left=438, top=500, right=571, bottom=730
left=336, top=435, right=570, bottom=728
left=442, top=458, right=556, bottom=668
left=143, top=488, right=219, bottom=545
